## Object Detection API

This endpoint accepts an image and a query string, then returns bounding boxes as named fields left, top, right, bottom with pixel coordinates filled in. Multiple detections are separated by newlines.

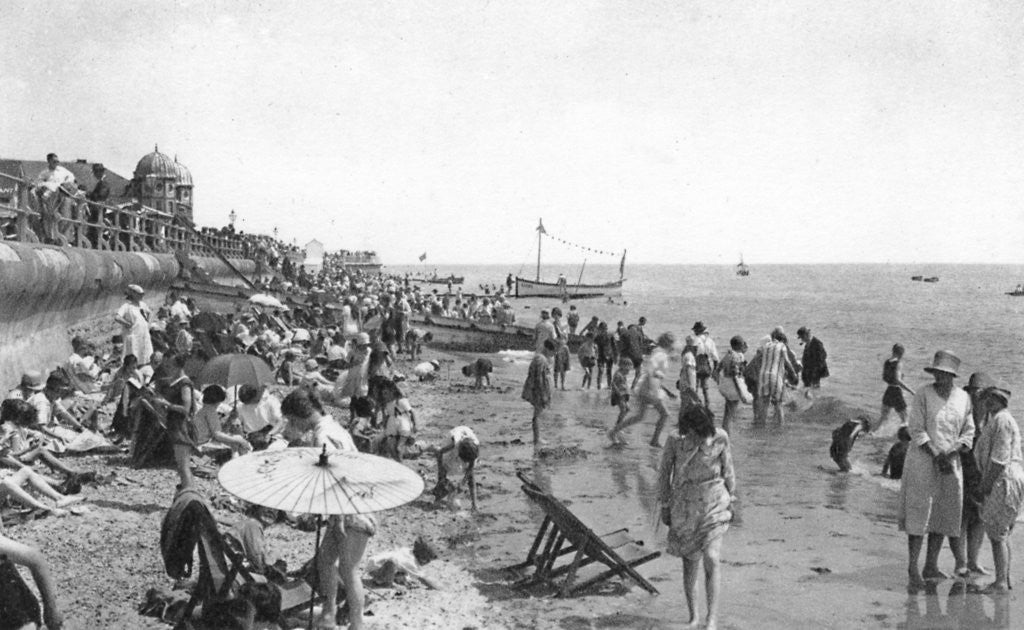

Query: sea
left=392, top=262, right=1024, bottom=628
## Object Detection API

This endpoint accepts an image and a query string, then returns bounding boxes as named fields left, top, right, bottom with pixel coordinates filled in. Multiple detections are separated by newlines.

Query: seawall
left=0, top=242, right=180, bottom=389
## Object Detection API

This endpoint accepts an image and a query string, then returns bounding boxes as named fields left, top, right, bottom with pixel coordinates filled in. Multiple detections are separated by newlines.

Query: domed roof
left=134, top=144, right=177, bottom=179
left=174, top=156, right=193, bottom=186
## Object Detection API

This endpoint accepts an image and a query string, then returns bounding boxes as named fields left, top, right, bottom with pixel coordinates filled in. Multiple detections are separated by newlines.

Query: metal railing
left=0, top=171, right=247, bottom=258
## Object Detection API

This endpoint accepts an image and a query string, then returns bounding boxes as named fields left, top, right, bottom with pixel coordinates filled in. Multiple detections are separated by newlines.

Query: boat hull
left=410, top=314, right=536, bottom=353
left=514, top=277, right=623, bottom=299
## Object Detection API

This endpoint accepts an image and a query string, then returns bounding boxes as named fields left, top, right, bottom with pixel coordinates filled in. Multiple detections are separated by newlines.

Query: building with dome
left=129, top=145, right=194, bottom=220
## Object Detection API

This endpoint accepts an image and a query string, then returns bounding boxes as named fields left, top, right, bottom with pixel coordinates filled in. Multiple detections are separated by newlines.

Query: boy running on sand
left=609, top=358, right=633, bottom=435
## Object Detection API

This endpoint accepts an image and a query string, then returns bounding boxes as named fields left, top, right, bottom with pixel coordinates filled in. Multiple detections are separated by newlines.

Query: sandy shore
left=7, top=345, right=1022, bottom=629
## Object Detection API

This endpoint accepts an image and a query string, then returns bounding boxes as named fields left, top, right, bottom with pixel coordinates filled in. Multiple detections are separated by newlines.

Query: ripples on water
left=398, top=263, right=1024, bottom=627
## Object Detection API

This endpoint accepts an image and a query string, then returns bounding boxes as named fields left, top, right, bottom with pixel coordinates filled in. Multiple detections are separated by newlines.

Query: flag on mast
left=537, top=219, right=546, bottom=235
left=418, top=252, right=427, bottom=262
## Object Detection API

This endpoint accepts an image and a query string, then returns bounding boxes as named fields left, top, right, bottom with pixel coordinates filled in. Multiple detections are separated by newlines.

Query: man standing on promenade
left=522, top=339, right=555, bottom=445
left=534, top=309, right=556, bottom=352
left=797, top=326, right=829, bottom=399
left=32, top=153, right=75, bottom=243
left=85, top=163, right=110, bottom=247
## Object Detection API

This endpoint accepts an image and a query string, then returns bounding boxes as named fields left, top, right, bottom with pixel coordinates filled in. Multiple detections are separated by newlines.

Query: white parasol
left=219, top=446, right=424, bottom=629
left=249, top=293, right=287, bottom=309
left=218, top=447, right=424, bottom=516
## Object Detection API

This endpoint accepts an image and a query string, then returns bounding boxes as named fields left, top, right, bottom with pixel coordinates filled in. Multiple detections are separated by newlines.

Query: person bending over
left=433, top=426, right=479, bottom=511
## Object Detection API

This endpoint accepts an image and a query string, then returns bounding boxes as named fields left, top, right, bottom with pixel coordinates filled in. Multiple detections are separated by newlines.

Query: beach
left=9, top=332, right=1023, bottom=629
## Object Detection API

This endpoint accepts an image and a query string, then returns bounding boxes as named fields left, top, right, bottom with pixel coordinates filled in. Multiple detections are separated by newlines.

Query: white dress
left=117, top=301, right=153, bottom=365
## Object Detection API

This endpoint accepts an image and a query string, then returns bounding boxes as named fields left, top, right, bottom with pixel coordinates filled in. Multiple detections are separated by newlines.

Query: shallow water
left=395, top=262, right=1024, bottom=627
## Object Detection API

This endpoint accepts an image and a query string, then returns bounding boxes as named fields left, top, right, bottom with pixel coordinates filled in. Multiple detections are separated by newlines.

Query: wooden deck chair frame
left=173, top=502, right=317, bottom=629
left=506, top=471, right=661, bottom=597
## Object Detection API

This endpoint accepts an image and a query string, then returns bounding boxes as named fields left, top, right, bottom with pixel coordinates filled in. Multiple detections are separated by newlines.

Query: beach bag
left=719, top=376, right=753, bottom=405
left=695, top=354, right=713, bottom=379
left=0, top=555, right=41, bottom=630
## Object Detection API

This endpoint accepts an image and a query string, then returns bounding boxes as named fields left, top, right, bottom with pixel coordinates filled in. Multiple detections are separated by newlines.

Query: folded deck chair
left=160, top=489, right=316, bottom=629
left=506, top=471, right=661, bottom=597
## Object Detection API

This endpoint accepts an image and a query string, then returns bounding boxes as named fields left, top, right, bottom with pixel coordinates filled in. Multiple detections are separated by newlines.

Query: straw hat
left=924, top=350, right=960, bottom=376
left=304, top=358, right=319, bottom=371
left=20, top=370, right=45, bottom=391
left=964, top=372, right=995, bottom=393
left=355, top=332, right=371, bottom=346
left=983, top=380, right=1012, bottom=405
left=126, top=284, right=145, bottom=296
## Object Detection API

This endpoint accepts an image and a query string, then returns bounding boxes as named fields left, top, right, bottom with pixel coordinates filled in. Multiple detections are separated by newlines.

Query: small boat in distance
left=1007, top=284, right=1024, bottom=296
left=911, top=275, right=923, bottom=281
left=923, top=277, right=939, bottom=283
left=514, top=219, right=625, bottom=299
left=736, top=255, right=750, bottom=277
left=414, top=273, right=464, bottom=285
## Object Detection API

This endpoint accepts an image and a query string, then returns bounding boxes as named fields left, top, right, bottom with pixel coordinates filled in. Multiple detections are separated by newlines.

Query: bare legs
left=722, top=400, right=738, bottom=434
left=317, top=519, right=370, bottom=629
left=982, top=536, right=1011, bottom=593
left=608, top=401, right=668, bottom=447
left=172, top=444, right=194, bottom=490
left=0, top=468, right=79, bottom=513
left=908, top=533, right=952, bottom=586
left=531, top=404, right=544, bottom=445
left=681, top=537, right=723, bottom=629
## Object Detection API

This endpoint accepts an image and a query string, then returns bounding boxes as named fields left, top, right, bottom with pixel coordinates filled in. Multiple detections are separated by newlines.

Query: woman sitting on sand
left=658, top=404, right=735, bottom=630
left=0, top=400, right=92, bottom=484
left=281, top=388, right=373, bottom=630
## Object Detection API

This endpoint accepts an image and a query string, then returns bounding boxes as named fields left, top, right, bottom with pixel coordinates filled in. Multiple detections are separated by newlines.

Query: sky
left=3, top=0, right=1023, bottom=265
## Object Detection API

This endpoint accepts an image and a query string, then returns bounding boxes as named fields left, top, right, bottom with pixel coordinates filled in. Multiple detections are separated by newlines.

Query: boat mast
left=536, top=218, right=543, bottom=281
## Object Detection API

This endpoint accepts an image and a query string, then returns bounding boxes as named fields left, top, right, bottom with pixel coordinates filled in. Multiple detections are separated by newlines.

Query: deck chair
left=160, top=490, right=316, bottom=629
left=506, top=471, right=661, bottom=597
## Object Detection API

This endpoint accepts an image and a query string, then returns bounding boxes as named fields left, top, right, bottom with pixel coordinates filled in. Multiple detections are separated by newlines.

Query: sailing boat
left=514, top=219, right=625, bottom=299
left=736, top=255, right=750, bottom=276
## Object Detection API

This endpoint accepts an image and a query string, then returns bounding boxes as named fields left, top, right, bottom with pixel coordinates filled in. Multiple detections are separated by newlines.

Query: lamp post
left=229, top=209, right=237, bottom=226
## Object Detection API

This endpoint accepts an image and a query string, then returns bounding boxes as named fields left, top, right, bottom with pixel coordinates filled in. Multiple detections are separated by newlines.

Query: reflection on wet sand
left=504, top=392, right=1022, bottom=629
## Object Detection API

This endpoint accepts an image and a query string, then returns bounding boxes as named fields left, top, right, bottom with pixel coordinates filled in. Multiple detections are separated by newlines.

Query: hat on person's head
left=983, top=380, right=1012, bottom=405
left=924, top=350, right=960, bottom=376
left=126, top=284, right=145, bottom=296
left=540, top=310, right=550, bottom=319
left=20, top=370, right=45, bottom=391
left=797, top=326, right=810, bottom=338
left=964, top=372, right=996, bottom=393
left=304, top=358, right=319, bottom=371
left=355, top=332, right=371, bottom=346
left=691, top=321, right=707, bottom=335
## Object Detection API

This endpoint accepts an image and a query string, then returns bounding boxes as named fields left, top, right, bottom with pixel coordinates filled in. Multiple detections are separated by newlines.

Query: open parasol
left=218, top=447, right=425, bottom=629
left=197, top=353, right=274, bottom=388
left=218, top=447, right=424, bottom=516
left=249, top=293, right=286, bottom=309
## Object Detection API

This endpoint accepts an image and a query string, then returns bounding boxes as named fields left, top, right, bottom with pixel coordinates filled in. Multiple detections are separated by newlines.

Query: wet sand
left=9, top=348, right=1022, bottom=629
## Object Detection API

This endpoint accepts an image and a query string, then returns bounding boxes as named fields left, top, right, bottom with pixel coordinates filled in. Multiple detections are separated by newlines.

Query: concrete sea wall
left=0, top=242, right=180, bottom=389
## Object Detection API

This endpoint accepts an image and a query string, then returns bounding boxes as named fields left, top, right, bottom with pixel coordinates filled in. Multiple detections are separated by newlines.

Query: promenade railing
left=0, top=171, right=248, bottom=258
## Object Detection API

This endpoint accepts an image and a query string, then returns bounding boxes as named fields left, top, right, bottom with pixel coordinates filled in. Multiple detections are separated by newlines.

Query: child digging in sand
left=433, top=426, right=479, bottom=510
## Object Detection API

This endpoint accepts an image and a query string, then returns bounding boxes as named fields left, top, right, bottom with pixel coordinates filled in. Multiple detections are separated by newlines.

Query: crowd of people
left=521, top=304, right=1023, bottom=624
